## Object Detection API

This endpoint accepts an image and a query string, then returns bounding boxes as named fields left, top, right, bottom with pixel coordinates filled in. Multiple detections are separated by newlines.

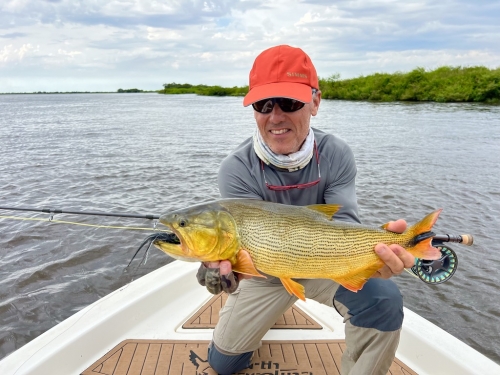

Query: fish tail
left=406, top=209, right=442, bottom=260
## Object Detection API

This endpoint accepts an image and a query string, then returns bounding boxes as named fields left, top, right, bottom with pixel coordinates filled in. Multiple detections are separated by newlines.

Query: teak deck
left=82, top=340, right=417, bottom=375
left=182, top=293, right=323, bottom=330
left=82, top=294, right=418, bottom=375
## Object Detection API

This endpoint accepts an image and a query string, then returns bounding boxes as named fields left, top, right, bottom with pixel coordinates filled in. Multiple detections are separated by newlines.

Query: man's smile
left=270, top=128, right=290, bottom=135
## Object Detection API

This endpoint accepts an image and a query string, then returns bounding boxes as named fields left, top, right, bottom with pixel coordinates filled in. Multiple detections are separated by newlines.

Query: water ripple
left=1, top=94, right=499, bottom=363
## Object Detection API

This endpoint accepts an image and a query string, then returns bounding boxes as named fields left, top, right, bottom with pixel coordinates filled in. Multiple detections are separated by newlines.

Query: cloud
left=146, top=27, right=182, bottom=41
left=0, top=32, right=28, bottom=38
left=0, top=0, right=498, bottom=92
left=1, top=0, right=244, bottom=29
left=0, top=43, right=38, bottom=63
left=293, top=1, right=500, bottom=52
left=323, top=49, right=500, bottom=78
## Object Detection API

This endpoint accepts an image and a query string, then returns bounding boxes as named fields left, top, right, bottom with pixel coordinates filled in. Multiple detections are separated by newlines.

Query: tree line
left=160, top=66, right=499, bottom=103
left=161, top=83, right=248, bottom=96
left=320, top=66, right=499, bottom=103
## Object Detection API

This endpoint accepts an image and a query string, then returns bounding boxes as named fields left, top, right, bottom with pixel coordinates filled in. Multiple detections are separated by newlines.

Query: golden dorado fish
left=154, top=199, right=441, bottom=301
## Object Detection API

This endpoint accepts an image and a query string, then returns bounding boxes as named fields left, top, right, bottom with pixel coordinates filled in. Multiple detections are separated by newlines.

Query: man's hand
left=373, top=219, right=415, bottom=279
left=196, top=251, right=252, bottom=295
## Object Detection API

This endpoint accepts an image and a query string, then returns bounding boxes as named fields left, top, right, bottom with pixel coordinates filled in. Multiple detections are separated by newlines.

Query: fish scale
left=220, top=200, right=402, bottom=278
left=156, top=199, right=441, bottom=300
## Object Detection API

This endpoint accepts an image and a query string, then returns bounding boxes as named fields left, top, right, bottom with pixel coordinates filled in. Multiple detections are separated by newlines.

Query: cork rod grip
left=433, top=234, right=474, bottom=246
left=460, top=234, right=474, bottom=246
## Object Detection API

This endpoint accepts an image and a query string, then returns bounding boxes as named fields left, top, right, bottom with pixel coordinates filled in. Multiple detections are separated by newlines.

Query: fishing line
left=0, top=205, right=160, bottom=219
left=1, top=206, right=177, bottom=276
left=0, top=214, right=168, bottom=232
left=1, top=205, right=472, bottom=285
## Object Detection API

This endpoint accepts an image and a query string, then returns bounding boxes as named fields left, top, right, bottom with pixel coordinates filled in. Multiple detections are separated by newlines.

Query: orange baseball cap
left=243, top=45, right=319, bottom=107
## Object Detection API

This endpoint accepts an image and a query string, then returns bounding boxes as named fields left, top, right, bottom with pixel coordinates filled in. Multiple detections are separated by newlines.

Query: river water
left=0, top=93, right=499, bottom=364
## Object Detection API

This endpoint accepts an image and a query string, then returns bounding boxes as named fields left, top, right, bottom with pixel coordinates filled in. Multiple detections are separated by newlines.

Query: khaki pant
left=212, top=276, right=402, bottom=375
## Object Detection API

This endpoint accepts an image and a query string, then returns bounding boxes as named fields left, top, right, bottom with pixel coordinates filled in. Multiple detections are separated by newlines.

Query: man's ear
left=311, top=90, right=321, bottom=116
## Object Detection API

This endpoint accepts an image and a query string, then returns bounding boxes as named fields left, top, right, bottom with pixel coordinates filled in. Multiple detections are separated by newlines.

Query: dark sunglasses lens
left=275, top=98, right=305, bottom=112
left=252, top=98, right=305, bottom=113
left=252, top=99, right=274, bottom=113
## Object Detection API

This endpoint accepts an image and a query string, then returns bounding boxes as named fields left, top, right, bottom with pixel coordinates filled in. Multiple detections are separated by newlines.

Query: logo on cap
left=287, top=72, right=308, bottom=79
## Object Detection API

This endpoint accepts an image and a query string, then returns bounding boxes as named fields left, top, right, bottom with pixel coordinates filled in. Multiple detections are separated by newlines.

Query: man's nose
left=269, top=103, right=286, bottom=122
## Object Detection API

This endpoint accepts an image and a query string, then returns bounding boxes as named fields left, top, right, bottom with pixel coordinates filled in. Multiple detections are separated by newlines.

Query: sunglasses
left=261, top=141, right=321, bottom=191
left=252, top=97, right=305, bottom=114
left=252, top=89, right=318, bottom=114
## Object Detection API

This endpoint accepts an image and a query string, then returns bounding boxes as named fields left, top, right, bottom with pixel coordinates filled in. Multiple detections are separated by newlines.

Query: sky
left=1, top=0, right=499, bottom=93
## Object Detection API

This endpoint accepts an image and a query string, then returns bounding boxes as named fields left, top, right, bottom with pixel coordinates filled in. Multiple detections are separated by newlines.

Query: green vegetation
left=161, top=83, right=248, bottom=96
left=319, top=66, right=500, bottom=103
left=160, top=66, right=499, bottom=103
left=5, top=66, right=497, bottom=102
left=117, top=88, right=144, bottom=93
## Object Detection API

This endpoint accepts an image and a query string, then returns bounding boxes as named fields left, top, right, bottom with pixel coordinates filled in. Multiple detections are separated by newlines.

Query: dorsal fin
left=306, top=204, right=341, bottom=220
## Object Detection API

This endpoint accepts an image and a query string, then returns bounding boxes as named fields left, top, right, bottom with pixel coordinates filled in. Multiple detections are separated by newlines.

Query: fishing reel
left=409, top=234, right=472, bottom=285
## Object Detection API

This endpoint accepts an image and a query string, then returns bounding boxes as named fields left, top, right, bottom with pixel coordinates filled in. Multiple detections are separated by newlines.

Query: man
left=197, top=45, right=415, bottom=375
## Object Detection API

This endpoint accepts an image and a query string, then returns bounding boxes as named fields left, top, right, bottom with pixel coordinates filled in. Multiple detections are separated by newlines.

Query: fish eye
left=178, top=218, right=188, bottom=227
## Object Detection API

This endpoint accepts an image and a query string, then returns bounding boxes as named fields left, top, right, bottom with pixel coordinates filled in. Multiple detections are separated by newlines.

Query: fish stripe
left=219, top=200, right=412, bottom=280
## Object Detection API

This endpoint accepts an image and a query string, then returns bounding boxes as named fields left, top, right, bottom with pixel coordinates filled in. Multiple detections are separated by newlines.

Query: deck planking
left=82, top=340, right=418, bottom=375
left=82, top=294, right=418, bottom=375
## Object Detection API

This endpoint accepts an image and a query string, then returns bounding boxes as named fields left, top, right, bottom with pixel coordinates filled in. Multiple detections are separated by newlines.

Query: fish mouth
left=153, top=231, right=181, bottom=245
left=127, top=231, right=180, bottom=268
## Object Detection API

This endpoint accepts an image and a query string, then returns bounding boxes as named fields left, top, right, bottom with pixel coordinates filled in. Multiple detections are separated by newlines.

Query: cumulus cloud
left=0, top=43, right=39, bottom=63
left=146, top=27, right=182, bottom=41
left=0, top=32, right=28, bottom=38
left=0, top=0, right=241, bottom=28
left=0, top=0, right=498, bottom=92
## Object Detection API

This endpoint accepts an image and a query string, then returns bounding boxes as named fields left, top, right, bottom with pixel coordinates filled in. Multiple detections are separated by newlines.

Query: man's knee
left=208, top=343, right=253, bottom=375
left=334, top=278, right=403, bottom=331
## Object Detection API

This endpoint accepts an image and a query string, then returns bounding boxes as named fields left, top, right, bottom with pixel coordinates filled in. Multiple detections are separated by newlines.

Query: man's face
left=254, top=91, right=321, bottom=155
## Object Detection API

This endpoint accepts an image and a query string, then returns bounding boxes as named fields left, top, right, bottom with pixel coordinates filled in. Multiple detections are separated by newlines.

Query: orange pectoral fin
left=231, top=250, right=266, bottom=278
left=333, top=264, right=382, bottom=292
left=280, top=278, right=306, bottom=301
left=333, top=274, right=369, bottom=293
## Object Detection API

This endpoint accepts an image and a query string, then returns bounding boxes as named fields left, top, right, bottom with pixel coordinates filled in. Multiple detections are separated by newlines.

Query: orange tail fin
left=407, top=209, right=442, bottom=260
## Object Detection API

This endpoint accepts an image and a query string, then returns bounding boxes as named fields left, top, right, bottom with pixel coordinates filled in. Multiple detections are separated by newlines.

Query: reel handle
left=433, top=234, right=473, bottom=246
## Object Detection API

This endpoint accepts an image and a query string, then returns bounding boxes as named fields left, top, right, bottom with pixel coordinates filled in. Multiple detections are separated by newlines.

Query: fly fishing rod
left=0, top=205, right=162, bottom=231
left=1, top=204, right=472, bottom=285
left=1, top=206, right=477, bottom=239
left=0, top=205, right=169, bottom=267
left=433, top=234, right=473, bottom=246
left=0, top=205, right=160, bottom=220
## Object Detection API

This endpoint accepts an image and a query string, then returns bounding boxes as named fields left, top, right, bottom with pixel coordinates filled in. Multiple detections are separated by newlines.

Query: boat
left=0, top=260, right=498, bottom=375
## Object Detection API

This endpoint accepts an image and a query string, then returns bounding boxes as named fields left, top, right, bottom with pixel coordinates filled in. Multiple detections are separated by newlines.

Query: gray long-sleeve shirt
left=217, top=127, right=360, bottom=224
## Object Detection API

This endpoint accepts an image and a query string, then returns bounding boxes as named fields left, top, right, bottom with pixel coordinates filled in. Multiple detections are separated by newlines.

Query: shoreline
left=158, top=66, right=499, bottom=103
left=2, top=65, right=499, bottom=102
left=0, top=91, right=159, bottom=95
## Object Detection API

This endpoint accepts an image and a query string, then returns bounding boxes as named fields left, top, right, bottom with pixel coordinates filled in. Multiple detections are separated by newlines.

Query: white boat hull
left=1, top=261, right=498, bottom=375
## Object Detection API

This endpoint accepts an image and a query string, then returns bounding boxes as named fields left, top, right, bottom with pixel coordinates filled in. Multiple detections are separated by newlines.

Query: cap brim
left=243, top=82, right=313, bottom=107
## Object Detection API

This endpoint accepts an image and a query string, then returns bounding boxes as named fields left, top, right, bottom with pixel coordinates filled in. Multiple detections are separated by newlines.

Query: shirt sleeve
left=324, top=142, right=360, bottom=224
left=218, top=155, right=263, bottom=200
